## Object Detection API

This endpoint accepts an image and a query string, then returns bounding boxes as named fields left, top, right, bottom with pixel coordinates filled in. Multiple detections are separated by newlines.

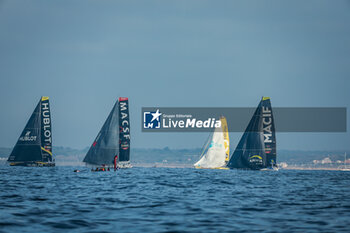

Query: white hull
left=117, top=161, right=132, bottom=169
left=261, top=167, right=279, bottom=171
left=194, top=166, right=229, bottom=170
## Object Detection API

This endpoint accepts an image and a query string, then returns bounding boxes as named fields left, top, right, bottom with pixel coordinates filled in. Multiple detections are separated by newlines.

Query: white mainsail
left=194, top=122, right=227, bottom=168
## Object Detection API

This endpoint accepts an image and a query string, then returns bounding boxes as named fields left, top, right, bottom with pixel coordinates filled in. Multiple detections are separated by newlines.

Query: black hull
left=9, top=161, right=55, bottom=167
left=229, top=165, right=278, bottom=171
left=228, top=167, right=262, bottom=171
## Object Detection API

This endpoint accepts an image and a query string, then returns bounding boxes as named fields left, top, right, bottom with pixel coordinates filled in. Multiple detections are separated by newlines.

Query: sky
left=0, top=0, right=349, bottom=151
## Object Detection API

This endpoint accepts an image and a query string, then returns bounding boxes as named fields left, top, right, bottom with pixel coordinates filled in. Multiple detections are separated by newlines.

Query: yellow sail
left=220, top=116, right=230, bottom=162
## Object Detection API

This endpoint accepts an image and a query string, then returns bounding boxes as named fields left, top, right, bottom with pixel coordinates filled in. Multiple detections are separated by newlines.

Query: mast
left=40, top=97, right=53, bottom=162
left=118, top=97, right=130, bottom=163
left=221, top=116, right=230, bottom=162
left=261, top=97, right=276, bottom=167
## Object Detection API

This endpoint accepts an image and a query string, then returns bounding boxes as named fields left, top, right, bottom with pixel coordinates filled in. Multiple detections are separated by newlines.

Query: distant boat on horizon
left=194, top=116, right=230, bottom=169
left=8, top=96, right=54, bottom=167
left=340, top=152, right=350, bottom=171
left=83, top=97, right=131, bottom=169
left=227, top=97, right=277, bottom=170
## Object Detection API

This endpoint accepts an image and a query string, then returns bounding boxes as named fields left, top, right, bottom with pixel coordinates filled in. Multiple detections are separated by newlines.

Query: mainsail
left=194, top=117, right=228, bottom=168
left=8, top=97, right=54, bottom=166
left=83, top=97, right=131, bottom=167
left=227, top=97, right=276, bottom=170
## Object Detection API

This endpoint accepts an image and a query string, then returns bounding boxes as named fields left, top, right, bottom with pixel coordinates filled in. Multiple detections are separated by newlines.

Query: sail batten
left=227, top=97, right=276, bottom=170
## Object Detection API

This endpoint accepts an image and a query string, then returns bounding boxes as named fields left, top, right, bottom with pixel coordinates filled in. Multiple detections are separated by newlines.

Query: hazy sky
left=0, top=0, right=349, bottom=151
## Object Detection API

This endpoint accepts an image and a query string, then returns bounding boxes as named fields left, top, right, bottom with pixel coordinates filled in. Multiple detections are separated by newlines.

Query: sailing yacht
left=83, top=97, right=131, bottom=169
left=8, top=97, right=54, bottom=167
left=227, top=97, right=277, bottom=170
left=194, top=116, right=230, bottom=169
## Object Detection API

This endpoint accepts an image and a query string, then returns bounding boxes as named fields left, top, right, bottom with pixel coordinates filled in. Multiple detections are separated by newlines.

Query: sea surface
left=0, top=166, right=350, bottom=233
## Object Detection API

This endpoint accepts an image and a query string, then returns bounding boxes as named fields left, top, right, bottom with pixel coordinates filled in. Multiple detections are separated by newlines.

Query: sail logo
left=119, top=100, right=130, bottom=147
left=249, top=155, right=263, bottom=165
left=209, top=141, right=223, bottom=149
left=120, top=141, right=129, bottom=150
left=144, top=109, right=162, bottom=129
left=42, top=102, right=52, bottom=144
left=19, top=131, right=37, bottom=141
left=262, top=106, right=272, bottom=143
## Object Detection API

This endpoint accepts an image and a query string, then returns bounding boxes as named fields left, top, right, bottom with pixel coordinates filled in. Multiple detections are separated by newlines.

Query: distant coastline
left=282, top=166, right=349, bottom=171
left=0, top=147, right=349, bottom=169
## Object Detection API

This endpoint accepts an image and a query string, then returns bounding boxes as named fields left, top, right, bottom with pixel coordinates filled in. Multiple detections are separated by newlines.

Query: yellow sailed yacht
left=194, top=116, right=230, bottom=170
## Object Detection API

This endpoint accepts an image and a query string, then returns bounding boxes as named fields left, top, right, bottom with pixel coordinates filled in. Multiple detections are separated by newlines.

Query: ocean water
left=0, top=167, right=350, bottom=233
